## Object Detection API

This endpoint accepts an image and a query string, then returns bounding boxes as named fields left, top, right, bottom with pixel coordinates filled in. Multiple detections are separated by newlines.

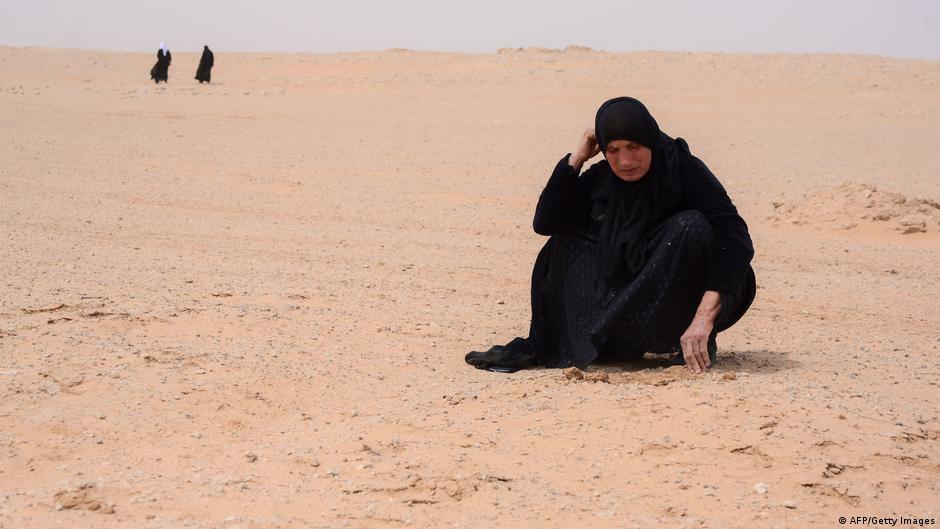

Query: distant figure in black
left=150, top=43, right=171, bottom=83
left=195, top=45, right=214, bottom=84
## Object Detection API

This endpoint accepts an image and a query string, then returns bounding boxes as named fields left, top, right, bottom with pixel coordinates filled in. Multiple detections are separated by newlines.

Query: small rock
left=783, top=500, right=796, bottom=509
left=759, top=420, right=778, bottom=430
left=900, top=225, right=926, bottom=234
left=563, top=367, right=584, bottom=380
left=43, top=382, right=60, bottom=395
left=245, top=452, right=258, bottom=463
left=722, top=372, right=737, bottom=381
left=53, top=484, right=114, bottom=514
left=753, top=482, right=769, bottom=495
left=898, top=214, right=926, bottom=226
left=583, top=371, right=610, bottom=383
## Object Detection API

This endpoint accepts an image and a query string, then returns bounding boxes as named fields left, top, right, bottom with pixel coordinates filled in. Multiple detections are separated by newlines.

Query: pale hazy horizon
left=1, top=0, right=939, bottom=60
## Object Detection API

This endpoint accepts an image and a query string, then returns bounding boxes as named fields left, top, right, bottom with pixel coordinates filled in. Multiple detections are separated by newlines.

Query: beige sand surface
left=1, top=46, right=939, bottom=528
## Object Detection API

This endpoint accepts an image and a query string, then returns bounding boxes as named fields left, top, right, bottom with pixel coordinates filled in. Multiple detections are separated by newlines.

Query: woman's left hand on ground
left=680, top=316, right=713, bottom=373
left=680, top=291, right=721, bottom=373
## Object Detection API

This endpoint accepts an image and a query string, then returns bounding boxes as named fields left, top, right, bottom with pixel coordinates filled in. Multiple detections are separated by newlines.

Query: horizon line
left=2, top=43, right=937, bottom=63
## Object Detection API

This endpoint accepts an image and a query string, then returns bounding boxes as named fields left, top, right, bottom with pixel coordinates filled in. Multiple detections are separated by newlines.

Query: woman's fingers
left=695, top=336, right=709, bottom=372
left=681, top=338, right=696, bottom=373
left=682, top=335, right=708, bottom=373
left=691, top=339, right=704, bottom=373
left=574, top=129, right=599, bottom=161
left=697, top=336, right=708, bottom=373
left=680, top=316, right=714, bottom=373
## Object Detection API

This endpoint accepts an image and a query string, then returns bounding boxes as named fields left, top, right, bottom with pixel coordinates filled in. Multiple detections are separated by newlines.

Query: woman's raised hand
left=569, top=129, right=600, bottom=170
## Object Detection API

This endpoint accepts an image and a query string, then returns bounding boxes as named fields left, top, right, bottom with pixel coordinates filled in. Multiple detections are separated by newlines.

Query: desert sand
left=1, top=46, right=938, bottom=528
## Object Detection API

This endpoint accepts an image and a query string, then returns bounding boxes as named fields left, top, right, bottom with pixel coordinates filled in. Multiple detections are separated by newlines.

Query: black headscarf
left=592, top=97, right=686, bottom=284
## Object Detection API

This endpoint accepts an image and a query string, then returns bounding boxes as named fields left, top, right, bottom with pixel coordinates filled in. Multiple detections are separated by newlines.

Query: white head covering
left=159, top=42, right=167, bottom=53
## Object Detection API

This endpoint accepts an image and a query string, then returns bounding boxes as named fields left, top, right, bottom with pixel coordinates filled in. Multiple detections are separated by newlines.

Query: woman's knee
left=665, top=210, right=713, bottom=240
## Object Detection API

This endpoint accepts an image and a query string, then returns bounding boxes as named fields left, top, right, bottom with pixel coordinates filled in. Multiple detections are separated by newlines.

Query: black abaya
left=528, top=209, right=755, bottom=368
left=195, top=46, right=214, bottom=83
left=466, top=98, right=755, bottom=372
left=150, top=49, right=171, bottom=83
left=467, top=151, right=756, bottom=371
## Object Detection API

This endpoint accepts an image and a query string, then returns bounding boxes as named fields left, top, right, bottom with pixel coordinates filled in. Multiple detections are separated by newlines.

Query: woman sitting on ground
left=466, top=97, right=756, bottom=373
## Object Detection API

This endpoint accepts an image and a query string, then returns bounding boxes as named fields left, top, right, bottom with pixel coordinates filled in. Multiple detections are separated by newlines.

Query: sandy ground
left=1, top=46, right=938, bottom=528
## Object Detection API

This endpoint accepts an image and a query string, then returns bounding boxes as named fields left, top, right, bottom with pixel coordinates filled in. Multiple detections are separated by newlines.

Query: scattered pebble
left=563, top=367, right=609, bottom=383
left=563, top=367, right=584, bottom=380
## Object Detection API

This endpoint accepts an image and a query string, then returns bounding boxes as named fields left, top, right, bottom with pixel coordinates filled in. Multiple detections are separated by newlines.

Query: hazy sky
left=1, top=0, right=938, bottom=59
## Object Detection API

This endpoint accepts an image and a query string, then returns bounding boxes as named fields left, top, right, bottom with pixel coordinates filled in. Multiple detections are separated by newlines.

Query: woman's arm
left=533, top=130, right=601, bottom=235
left=682, top=155, right=755, bottom=295
left=678, top=154, right=754, bottom=372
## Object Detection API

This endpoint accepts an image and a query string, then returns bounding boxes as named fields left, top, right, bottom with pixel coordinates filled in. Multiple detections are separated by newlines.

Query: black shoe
left=669, top=336, right=718, bottom=366
left=465, top=345, right=504, bottom=368
left=465, top=337, right=536, bottom=373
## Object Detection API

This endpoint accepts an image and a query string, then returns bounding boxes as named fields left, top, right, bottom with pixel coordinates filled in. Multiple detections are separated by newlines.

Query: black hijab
left=592, top=97, right=686, bottom=284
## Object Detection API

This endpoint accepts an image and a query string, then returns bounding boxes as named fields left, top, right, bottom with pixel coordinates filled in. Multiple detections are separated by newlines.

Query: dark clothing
left=195, top=47, right=214, bottom=83
left=535, top=153, right=754, bottom=295
left=528, top=210, right=755, bottom=368
left=595, top=97, right=659, bottom=151
left=590, top=98, right=684, bottom=283
left=150, top=49, right=171, bottom=83
left=467, top=151, right=755, bottom=371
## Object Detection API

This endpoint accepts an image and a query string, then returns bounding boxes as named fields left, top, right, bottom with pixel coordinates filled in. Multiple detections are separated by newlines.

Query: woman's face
left=605, top=140, right=652, bottom=182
